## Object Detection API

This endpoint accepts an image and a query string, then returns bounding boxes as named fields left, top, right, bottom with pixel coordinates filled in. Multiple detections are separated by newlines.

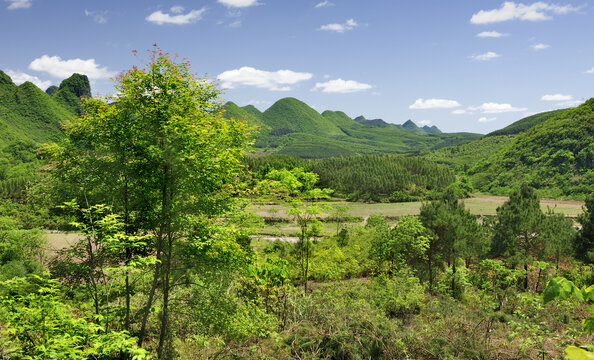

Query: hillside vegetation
left=0, top=71, right=84, bottom=198
left=471, top=99, right=594, bottom=198
left=222, top=97, right=480, bottom=158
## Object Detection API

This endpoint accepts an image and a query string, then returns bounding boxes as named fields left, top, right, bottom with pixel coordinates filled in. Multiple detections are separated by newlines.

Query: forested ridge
left=0, top=52, right=592, bottom=360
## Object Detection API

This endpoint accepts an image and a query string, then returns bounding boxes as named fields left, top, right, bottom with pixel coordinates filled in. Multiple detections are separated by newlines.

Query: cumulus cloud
left=471, top=2, right=580, bottom=24
left=218, top=0, right=261, bottom=8
left=312, top=78, right=372, bottom=93
left=541, top=94, right=583, bottom=106
left=315, top=1, right=334, bottom=7
left=409, top=98, right=461, bottom=109
left=29, top=55, right=115, bottom=80
left=470, top=51, right=501, bottom=61
left=470, top=102, right=527, bottom=113
left=418, top=120, right=432, bottom=126
left=531, top=43, right=550, bottom=50
left=452, top=109, right=471, bottom=115
left=477, top=31, right=507, bottom=38
left=217, top=66, right=313, bottom=91
left=146, top=7, right=206, bottom=25
left=478, top=117, right=497, bottom=123
left=319, top=19, right=358, bottom=33
left=5, top=0, right=31, bottom=9
left=541, top=94, right=572, bottom=101
left=85, top=9, right=108, bottom=24
left=5, top=70, right=52, bottom=90
left=586, top=67, right=594, bottom=74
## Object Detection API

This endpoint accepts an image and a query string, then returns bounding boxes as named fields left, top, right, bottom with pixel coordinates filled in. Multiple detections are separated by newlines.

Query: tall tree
left=491, top=185, right=546, bottom=290
left=575, top=194, right=594, bottom=264
left=420, top=188, right=486, bottom=295
left=47, top=47, right=252, bottom=356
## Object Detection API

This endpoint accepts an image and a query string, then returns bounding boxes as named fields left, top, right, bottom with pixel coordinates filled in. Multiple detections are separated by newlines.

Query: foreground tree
left=47, top=47, right=252, bottom=357
left=575, top=194, right=594, bottom=264
left=420, top=189, right=487, bottom=295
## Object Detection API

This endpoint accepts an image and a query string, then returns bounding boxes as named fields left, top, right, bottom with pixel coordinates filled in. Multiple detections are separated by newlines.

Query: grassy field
left=253, top=194, right=584, bottom=219
left=251, top=194, right=584, bottom=237
left=44, top=195, right=585, bottom=248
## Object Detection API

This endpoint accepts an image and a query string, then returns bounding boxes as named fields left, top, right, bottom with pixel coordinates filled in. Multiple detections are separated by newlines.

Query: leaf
left=565, top=346, right=594, bottom=360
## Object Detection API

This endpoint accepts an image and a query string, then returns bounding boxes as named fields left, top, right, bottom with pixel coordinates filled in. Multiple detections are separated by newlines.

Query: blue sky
left=1, top=0, right=593, bottom=133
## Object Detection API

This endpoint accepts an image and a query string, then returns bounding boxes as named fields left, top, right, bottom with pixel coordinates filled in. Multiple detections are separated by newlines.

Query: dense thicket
left=245, top=153, right=458, bottom=201
left=471, top=99, right=594, bottom=198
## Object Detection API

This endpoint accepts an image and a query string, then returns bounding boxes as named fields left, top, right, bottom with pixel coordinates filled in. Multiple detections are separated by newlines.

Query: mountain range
left=1, top=68, right=593, bottom=198
left=221, top=97, right=479, bottom=158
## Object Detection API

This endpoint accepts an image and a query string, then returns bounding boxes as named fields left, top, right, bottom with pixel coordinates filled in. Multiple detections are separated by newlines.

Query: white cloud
left=319, top=19, right=358, bottom=33
left=478, top=117, right=497, bottom=123
left=586, top=67, right=594, bottom=74
left=146, top=7, right=206, bottom=25
left=315, top=1, right=334, bottom=8
left=312, top=78, right=372, bottom=93
left=541, top=94, right=584, bottom=106
left=471, top=2, right=580, bottom=24
left=5, top=0, right=31, bottom=9
left=477, top=31, right=507, bottom=38
left=228, top=20, right=242, bottom=27
left=218, top=0, right=261, bottom=8
left=217, top=66, right=313, bottom=91
left=471, top=102, right=527, bottom=113
left=471, top=51, right=501, bottom=61
left=170, top=6, right=184, bottom=14
left=5, top=70, right=52, bottom=90
left=29, top=55, right=115, bottom=80
left=452, top=109, right=471, bottom=115
left=418, top=120, right=432, bottom=126
left=84, top=9, right=108, bottom=24
left=531, top=43, right=550, bottom=50
left=409, top=98, right=461, bottom=109
left=541, top=94, right=572, bottom=101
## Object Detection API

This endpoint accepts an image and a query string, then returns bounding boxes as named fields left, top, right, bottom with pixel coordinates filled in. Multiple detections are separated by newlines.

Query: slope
left=261, top=97, right=345, bottom=137
left=470, top=98, right=594, bottom=198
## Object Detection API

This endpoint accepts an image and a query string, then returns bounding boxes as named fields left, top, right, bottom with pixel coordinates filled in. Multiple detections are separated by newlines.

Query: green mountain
left=426, top=107, right=573, bottom=173
left=230, top=97, right=475, bottom=158
left=221, top=101, right=269, bottom=131
left=261, top=97, right=345, bottom=137
left=486, top=109, right=567, bottom=137
left=0, top=71, right=74, bottom=147
left=470, top=99, right=594, bottom=198
left=0, top=70, right=82, bottom=197
left=353, top=115, right=399, bottom=129
left=50, top=73, right=91, bottom=115
left=402, top=119, right=425, bottom=135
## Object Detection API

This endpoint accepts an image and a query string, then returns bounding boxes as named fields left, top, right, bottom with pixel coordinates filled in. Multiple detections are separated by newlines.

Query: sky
left=1, top=0, right=593, bottom=134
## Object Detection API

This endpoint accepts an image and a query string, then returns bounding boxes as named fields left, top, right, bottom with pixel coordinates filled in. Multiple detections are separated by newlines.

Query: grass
left=251, top=194, right=584, bottom=237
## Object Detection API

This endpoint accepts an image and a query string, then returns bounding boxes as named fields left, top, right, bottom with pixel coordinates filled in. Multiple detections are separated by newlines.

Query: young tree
left=491, top=185, right=546, bottom=290
left=258, top=168, right=332, bottom=292
left=575, top=194, right=594, bottom=264
left=47, top=47, right=252, bottom=356
left=420, top=189, right=486, bottom=295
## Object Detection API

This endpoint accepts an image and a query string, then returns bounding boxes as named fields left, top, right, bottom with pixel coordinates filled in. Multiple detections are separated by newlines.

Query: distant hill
left=0, top=70, right=83, bottom=197
left=353, top=115, right=398, bottom=129
left=261, top=97, right=345, bottom=137
left=221, top=97, right=478, bottom=158
left=470, top=99, right=594, bottom=198
left=486, top=109, right=567, bottom=137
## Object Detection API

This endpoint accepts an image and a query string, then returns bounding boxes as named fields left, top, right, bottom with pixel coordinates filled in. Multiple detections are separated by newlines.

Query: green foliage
left=576, top=193, right=594, bottom=264
left=487, top=109, right=567, bottom=137
left=0, top=275, right=149, bottom=359
left=370, top=216, right=430, bottom=274
left=0, top=229, right=45, bottom=280
left=471, top=99, right=594, bottom=198
left=247, top=153, right=457, bottom=201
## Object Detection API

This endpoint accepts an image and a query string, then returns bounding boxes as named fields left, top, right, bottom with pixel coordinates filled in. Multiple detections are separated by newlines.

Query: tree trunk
left=157, top=232, right=173, bottom=358
left=138, top=165, right=169, bottom=347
